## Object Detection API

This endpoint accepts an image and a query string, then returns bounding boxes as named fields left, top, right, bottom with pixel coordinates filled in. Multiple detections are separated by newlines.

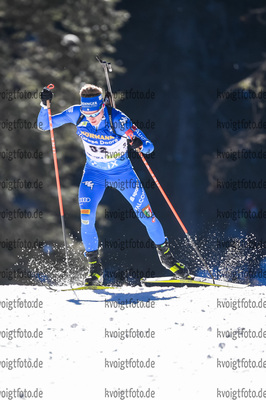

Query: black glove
left=130, top=136, right=143, bottom=151
left=41, top=87, right=53, bottom=106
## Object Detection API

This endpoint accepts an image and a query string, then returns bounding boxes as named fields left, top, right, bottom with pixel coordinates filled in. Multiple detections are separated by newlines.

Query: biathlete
left=37, top=84, right=189, bottom=285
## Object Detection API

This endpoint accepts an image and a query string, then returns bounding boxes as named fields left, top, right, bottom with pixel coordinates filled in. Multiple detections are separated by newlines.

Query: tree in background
left=0, top=0, right=129, bottom=283
left=207, top=6, right=266, bottom=191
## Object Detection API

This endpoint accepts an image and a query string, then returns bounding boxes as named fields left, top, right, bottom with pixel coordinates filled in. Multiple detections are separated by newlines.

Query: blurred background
left=0, top=0, right=266, bottom=285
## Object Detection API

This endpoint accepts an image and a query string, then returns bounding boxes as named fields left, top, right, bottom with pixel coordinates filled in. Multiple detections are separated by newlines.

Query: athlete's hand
left=130, top=136, right=143, bottom=152
left=40, top=87, right=53, bottom=106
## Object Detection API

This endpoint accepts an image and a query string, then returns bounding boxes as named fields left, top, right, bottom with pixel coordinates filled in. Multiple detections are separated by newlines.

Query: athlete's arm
left=111, top=108, right=154, bottom=154
left=37, top=105, right=81, bottom=131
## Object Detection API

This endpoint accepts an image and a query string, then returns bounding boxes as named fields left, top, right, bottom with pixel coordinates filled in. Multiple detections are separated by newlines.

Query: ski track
left=0, top=284, right=266, bottom=399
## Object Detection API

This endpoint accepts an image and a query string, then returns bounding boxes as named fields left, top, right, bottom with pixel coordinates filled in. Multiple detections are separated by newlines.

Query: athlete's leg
left=78, top=170, right=105, bottom=252
left=113, top=166, right=190, bottom=278
left=114, top=167, right=165, bottom=244
left=79, top=169, right=106, bottom=285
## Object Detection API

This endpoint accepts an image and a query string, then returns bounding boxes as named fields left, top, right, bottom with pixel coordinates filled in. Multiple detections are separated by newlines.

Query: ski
left=61, top=285, right=117, bottom=291
left=42, top=276, right=249, bottom=292
left=141, top=276, right=249, bottom=289
left=37, top=283, right=118, bottom=292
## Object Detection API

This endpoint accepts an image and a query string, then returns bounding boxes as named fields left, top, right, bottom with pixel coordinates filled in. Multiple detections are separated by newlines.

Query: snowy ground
left=1, top=284, right=266, bottom=400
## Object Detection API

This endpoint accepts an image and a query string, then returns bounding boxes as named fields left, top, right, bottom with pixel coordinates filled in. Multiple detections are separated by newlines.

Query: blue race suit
left=37, top=104, right=165, bottom=251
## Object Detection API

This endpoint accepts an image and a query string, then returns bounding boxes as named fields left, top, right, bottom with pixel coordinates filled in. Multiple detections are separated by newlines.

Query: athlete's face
left=82, top=105, right=105, bottom=126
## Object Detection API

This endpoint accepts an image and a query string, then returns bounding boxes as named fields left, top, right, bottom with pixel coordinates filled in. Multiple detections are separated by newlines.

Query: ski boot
left=84, top=250, right=103, bottom=286
left=156, top=238, right=191, bottom=279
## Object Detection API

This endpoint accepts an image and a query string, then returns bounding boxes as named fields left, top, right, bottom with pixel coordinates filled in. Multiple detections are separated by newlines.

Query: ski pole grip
left=45, top=84, right=54, bottom=109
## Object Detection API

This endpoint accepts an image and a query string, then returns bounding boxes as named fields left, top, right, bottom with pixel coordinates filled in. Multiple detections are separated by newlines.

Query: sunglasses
left=81, top=106, right=104, bottom=118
